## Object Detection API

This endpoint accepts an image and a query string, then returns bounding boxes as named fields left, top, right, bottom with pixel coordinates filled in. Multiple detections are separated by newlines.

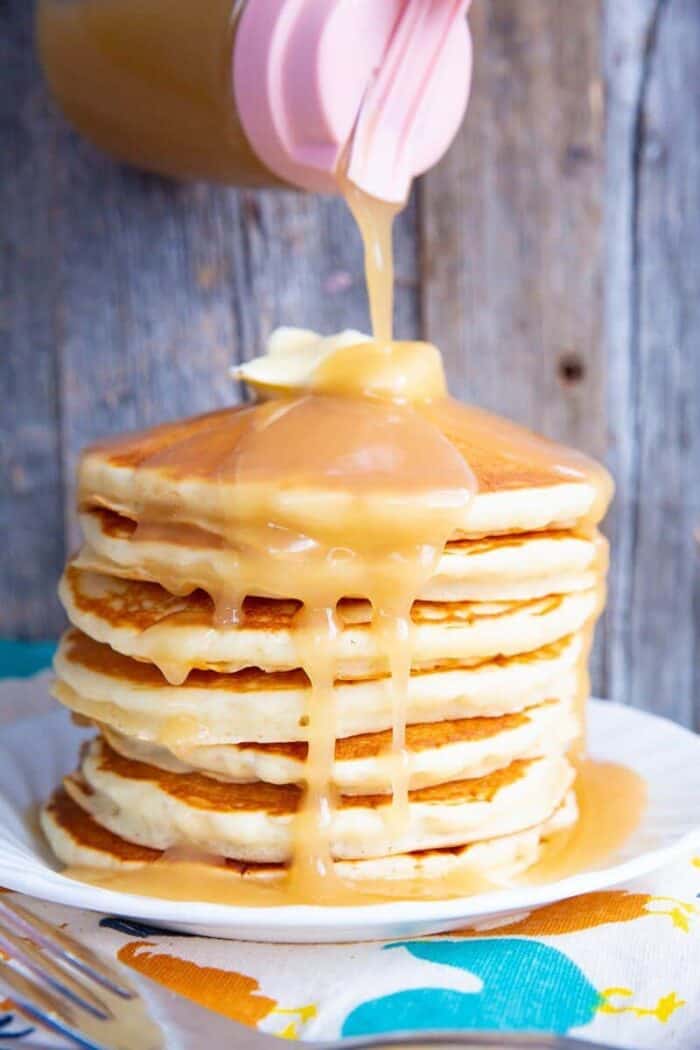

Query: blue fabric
left=342, top=940, right=602, bottom=1036
left=0, top=640, right=56, bottom=679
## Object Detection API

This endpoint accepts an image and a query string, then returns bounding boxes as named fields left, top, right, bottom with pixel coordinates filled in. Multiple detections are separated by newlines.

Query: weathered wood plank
left=0, top=0, right=65, bottom=637
left=53, top=159, right=244, bottom=550
left=604, top=0, right=700, bottom=726
left=421, top=0, right=604, bottom=439
left=420, top=0, right=607, bottom=688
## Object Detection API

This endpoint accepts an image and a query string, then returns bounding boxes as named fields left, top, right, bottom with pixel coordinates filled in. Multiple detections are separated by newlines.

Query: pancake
left=101, top=694, right=578, bottom=793
left=42, top=786, right=578, bottom=885
left=43, top=343, right=613, bottom=898
left=54, top=628, right=584, bottom=742
left=76, top=507, right=606, bottom=603
left=78, top=400, right=612, bottom=542
left=59, top=565, right=601, bottom=682
left=64, top=736, right=575, bottom=862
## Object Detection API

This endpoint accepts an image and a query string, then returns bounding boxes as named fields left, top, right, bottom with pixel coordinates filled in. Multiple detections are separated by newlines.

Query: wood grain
left=604, top=0, right=700, bottom=726
left=0, top=0, right=65, bottom=637
left=421, top=1, right=604, bottom=443
left=420, top=0, right=607, bottom=687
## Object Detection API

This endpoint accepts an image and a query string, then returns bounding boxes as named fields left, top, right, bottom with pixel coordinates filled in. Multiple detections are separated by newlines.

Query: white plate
left=1, top=700, right=699, bottom=943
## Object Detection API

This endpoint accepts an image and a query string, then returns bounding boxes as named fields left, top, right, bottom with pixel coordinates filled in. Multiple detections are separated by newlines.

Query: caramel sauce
left=341, top=173, right=401, bottom=346
left=43, top=39, right=638, bottom=907
left=525, top=759, right=648, bottom=884
left=65, top=857, right=496, bottom=907
left=129, top=393, right=477, bottom=901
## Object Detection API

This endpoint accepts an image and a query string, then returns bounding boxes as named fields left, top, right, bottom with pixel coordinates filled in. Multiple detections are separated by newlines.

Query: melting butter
left=234, top=328, right=371, bottom=398
left=236, top=330, right=447, bottom=404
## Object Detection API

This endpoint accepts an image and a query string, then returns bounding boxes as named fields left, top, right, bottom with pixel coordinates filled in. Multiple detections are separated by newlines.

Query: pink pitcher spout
left=234, top=0, right=473, bottom=200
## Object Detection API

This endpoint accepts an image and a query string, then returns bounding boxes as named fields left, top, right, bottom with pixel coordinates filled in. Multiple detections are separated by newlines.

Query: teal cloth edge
left=0, top=639, right=57, bottom=679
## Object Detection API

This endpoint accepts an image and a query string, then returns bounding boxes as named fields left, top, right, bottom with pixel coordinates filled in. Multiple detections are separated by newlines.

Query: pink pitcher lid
left=233, top=0, right=472, bottom=202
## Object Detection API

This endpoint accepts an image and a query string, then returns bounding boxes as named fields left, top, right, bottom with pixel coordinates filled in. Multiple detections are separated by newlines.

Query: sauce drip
left=525, top=759, right=647, bottom=885
left=342, top=173, right=401, bottom=346
left=125, top=392, right=477, bottom=901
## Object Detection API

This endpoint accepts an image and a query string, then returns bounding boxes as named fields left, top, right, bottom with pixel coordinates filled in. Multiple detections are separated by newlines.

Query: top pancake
left=79, top=399, right=613, bottom=541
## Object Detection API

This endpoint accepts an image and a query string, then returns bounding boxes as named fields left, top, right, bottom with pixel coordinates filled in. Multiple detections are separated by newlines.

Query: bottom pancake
left=42, top=786, right=578, bottom=888
left=59, top=736, right=575, bottom=862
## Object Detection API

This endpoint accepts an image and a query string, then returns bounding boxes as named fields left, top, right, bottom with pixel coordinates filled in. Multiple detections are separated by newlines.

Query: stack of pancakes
left=42, top=401, right=611, bottom=890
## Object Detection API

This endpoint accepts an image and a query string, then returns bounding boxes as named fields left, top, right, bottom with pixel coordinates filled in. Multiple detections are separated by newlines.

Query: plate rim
left=1, top=699, right=699, bottom=932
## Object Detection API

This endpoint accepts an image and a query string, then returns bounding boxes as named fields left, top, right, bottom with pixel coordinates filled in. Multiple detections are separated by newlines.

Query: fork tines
left=0, top=894, right=137, bottom=1049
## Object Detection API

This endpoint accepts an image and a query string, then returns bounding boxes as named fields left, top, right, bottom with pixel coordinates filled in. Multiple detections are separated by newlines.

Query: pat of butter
left=234, top=328, right=372, bottom=395
left=234, top=327, right=448, bottom=403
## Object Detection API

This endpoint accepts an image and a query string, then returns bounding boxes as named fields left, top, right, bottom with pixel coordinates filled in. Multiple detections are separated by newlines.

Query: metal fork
left=0, top=896, right=635, bottom=1050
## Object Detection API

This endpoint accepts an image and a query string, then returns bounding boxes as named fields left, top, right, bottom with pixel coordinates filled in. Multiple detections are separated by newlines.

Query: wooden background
left=2, top=1, right=698, bottom=725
